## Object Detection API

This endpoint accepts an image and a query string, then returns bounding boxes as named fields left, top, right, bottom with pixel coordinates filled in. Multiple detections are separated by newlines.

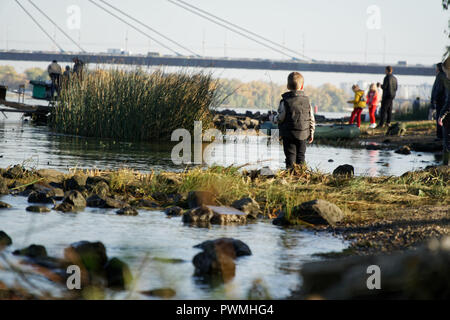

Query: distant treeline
left=0, top=66, right=48, bottom=89
left=217, top=79, right=349, bottom=112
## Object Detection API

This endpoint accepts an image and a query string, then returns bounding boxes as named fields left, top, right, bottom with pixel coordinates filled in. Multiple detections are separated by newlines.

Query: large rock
left=55, top=190, right=86, bottom=212
left=297, top=237, right=450, bottom=299
left=63, top=174, right=87, bottom=191
left=27, top=191, right=55, bottom=204
left=193, top=238, right=252, bottom=282
left=231, top=197, right=260, bottom=219
left=291, top=200, right=344, bottom=227
left=0, top=231, right=12, bottom=248
left=333, top=164, right=355, bottom=177
left=36, top=169, right=65, bottom=183
left=187, top=191, right=216, bottom=209
left=104, top=257, right=133, bottom=290
left=64, top=241, right=108, bottom=275
left=13, top=244, right=48, bottom=258
left=183, top=205, right=248, bottom=226
left=87, top=181, right=110, bottom=198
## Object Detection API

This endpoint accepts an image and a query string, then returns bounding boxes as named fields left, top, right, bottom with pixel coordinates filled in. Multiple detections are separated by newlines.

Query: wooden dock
left=0, top=99, right=52, bottom=115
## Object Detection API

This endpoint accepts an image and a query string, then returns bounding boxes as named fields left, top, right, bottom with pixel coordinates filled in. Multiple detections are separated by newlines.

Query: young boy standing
left=271, top=72, right=315, bottom=169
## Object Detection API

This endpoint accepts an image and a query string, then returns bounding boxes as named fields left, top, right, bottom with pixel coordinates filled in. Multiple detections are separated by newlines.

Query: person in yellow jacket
left=347, top=84, right=366, bottom=128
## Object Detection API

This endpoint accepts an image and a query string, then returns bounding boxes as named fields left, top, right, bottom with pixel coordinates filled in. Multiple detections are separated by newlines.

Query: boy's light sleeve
left=273, top=101, right=286, bottom=124
left=309, top=104, right=315, bottom=137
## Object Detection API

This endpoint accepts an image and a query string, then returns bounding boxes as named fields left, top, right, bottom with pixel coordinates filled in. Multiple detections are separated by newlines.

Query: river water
left=0, top=111, right=440, bottom=300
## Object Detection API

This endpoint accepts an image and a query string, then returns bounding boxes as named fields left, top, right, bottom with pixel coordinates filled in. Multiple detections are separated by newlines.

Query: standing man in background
left=431, top=62, right=446, bottom=140
left=378, top=66, right=398, bottom=128
left=438, top=57, right=450, bottom=165
left=47, top=60, right=62, bottom=98
left=72, top=57, right=84, bottom=80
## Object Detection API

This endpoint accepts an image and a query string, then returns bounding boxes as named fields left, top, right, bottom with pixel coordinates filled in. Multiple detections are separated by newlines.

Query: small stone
left=183, top=205, right=247, bottom=225
left=13, top=244, right=48, bottom=258
left=0, top=201, right=11, bottom=209
left=333, top=164, right=354, bottom=177
left=0, top=231, right=12, bottom=248
left=395, top=145, right=411, bottom=155
left=26, top=206, right=51, bottom=213
left=231, top=197, right=260, bottom=219
left=291, top=199, right=345, bottom=227
left=116, top=207, right=138, bottom=216
left=141, top=288, right=176, bottom=299
left=164, top=206, right=183, bottom=216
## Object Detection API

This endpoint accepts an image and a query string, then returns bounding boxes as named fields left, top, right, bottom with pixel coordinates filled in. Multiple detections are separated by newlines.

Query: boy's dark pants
left=282, top=134, right=307, bottom=169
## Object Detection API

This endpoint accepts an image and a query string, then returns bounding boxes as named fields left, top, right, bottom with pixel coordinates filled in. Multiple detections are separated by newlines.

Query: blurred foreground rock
left=297, top=237, right=450, bottom=299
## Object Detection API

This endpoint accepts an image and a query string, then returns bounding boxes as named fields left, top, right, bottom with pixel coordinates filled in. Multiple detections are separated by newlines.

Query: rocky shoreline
left=0, top=163, right=449, bottom=299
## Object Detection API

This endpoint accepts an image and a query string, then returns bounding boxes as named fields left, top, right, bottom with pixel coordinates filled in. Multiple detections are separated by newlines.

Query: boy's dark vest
left=279, top=91, right=311, bottom=140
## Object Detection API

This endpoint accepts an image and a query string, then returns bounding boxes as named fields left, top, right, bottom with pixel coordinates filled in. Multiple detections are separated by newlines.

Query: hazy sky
left=1, top=0, right=449, bottom=86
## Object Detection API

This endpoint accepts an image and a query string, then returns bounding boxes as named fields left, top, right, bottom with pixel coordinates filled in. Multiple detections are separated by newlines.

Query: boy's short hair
left=287, top=72, right=304, bottom=91
left=386, top=66, right=393, bottom=73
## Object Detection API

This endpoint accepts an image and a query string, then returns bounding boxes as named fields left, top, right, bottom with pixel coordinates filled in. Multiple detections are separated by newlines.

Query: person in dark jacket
left=378, top=66, right=398, bottom=128
left=431, top=62, right=446, bottom=140
left=72, top=57, right=84, bottom=80
left=438, top=57, right=450, bottom=165
left=270, top=72, right=315, bottom=169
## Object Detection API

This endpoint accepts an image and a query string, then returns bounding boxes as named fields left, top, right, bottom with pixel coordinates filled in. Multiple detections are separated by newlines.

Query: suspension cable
left=99, top=0, right=200, bottom=57
left=15, top=0, right=65, bottom=52
left=173, top=0, right=312, bottom=61
left=167, top=0, right=300, bottom=61
left=27, top=0, right=86, bottom=53
left=88, top=0, right=182, bottom=56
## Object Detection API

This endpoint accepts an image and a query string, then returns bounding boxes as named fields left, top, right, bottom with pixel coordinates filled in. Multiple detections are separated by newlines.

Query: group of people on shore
left=47, top=57, right=84, bottom=97
left=347, top=66, right=398, bottom=129
left=270, top=59, right=450, bottom=170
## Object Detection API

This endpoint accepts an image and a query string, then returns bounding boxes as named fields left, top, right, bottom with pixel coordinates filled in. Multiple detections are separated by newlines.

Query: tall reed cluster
left=51, top=68, right=218, bottom=141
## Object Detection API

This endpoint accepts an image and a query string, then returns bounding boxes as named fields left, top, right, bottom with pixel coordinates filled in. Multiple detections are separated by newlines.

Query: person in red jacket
left=366, top=83, right=379, bottom=128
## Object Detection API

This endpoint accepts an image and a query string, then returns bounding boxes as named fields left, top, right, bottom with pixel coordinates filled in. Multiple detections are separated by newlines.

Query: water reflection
left=0, top=114, right=440, bottom=176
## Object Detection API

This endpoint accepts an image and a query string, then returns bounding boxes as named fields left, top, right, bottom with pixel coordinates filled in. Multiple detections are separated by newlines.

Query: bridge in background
left=0, top=50, right=435, bottom=77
